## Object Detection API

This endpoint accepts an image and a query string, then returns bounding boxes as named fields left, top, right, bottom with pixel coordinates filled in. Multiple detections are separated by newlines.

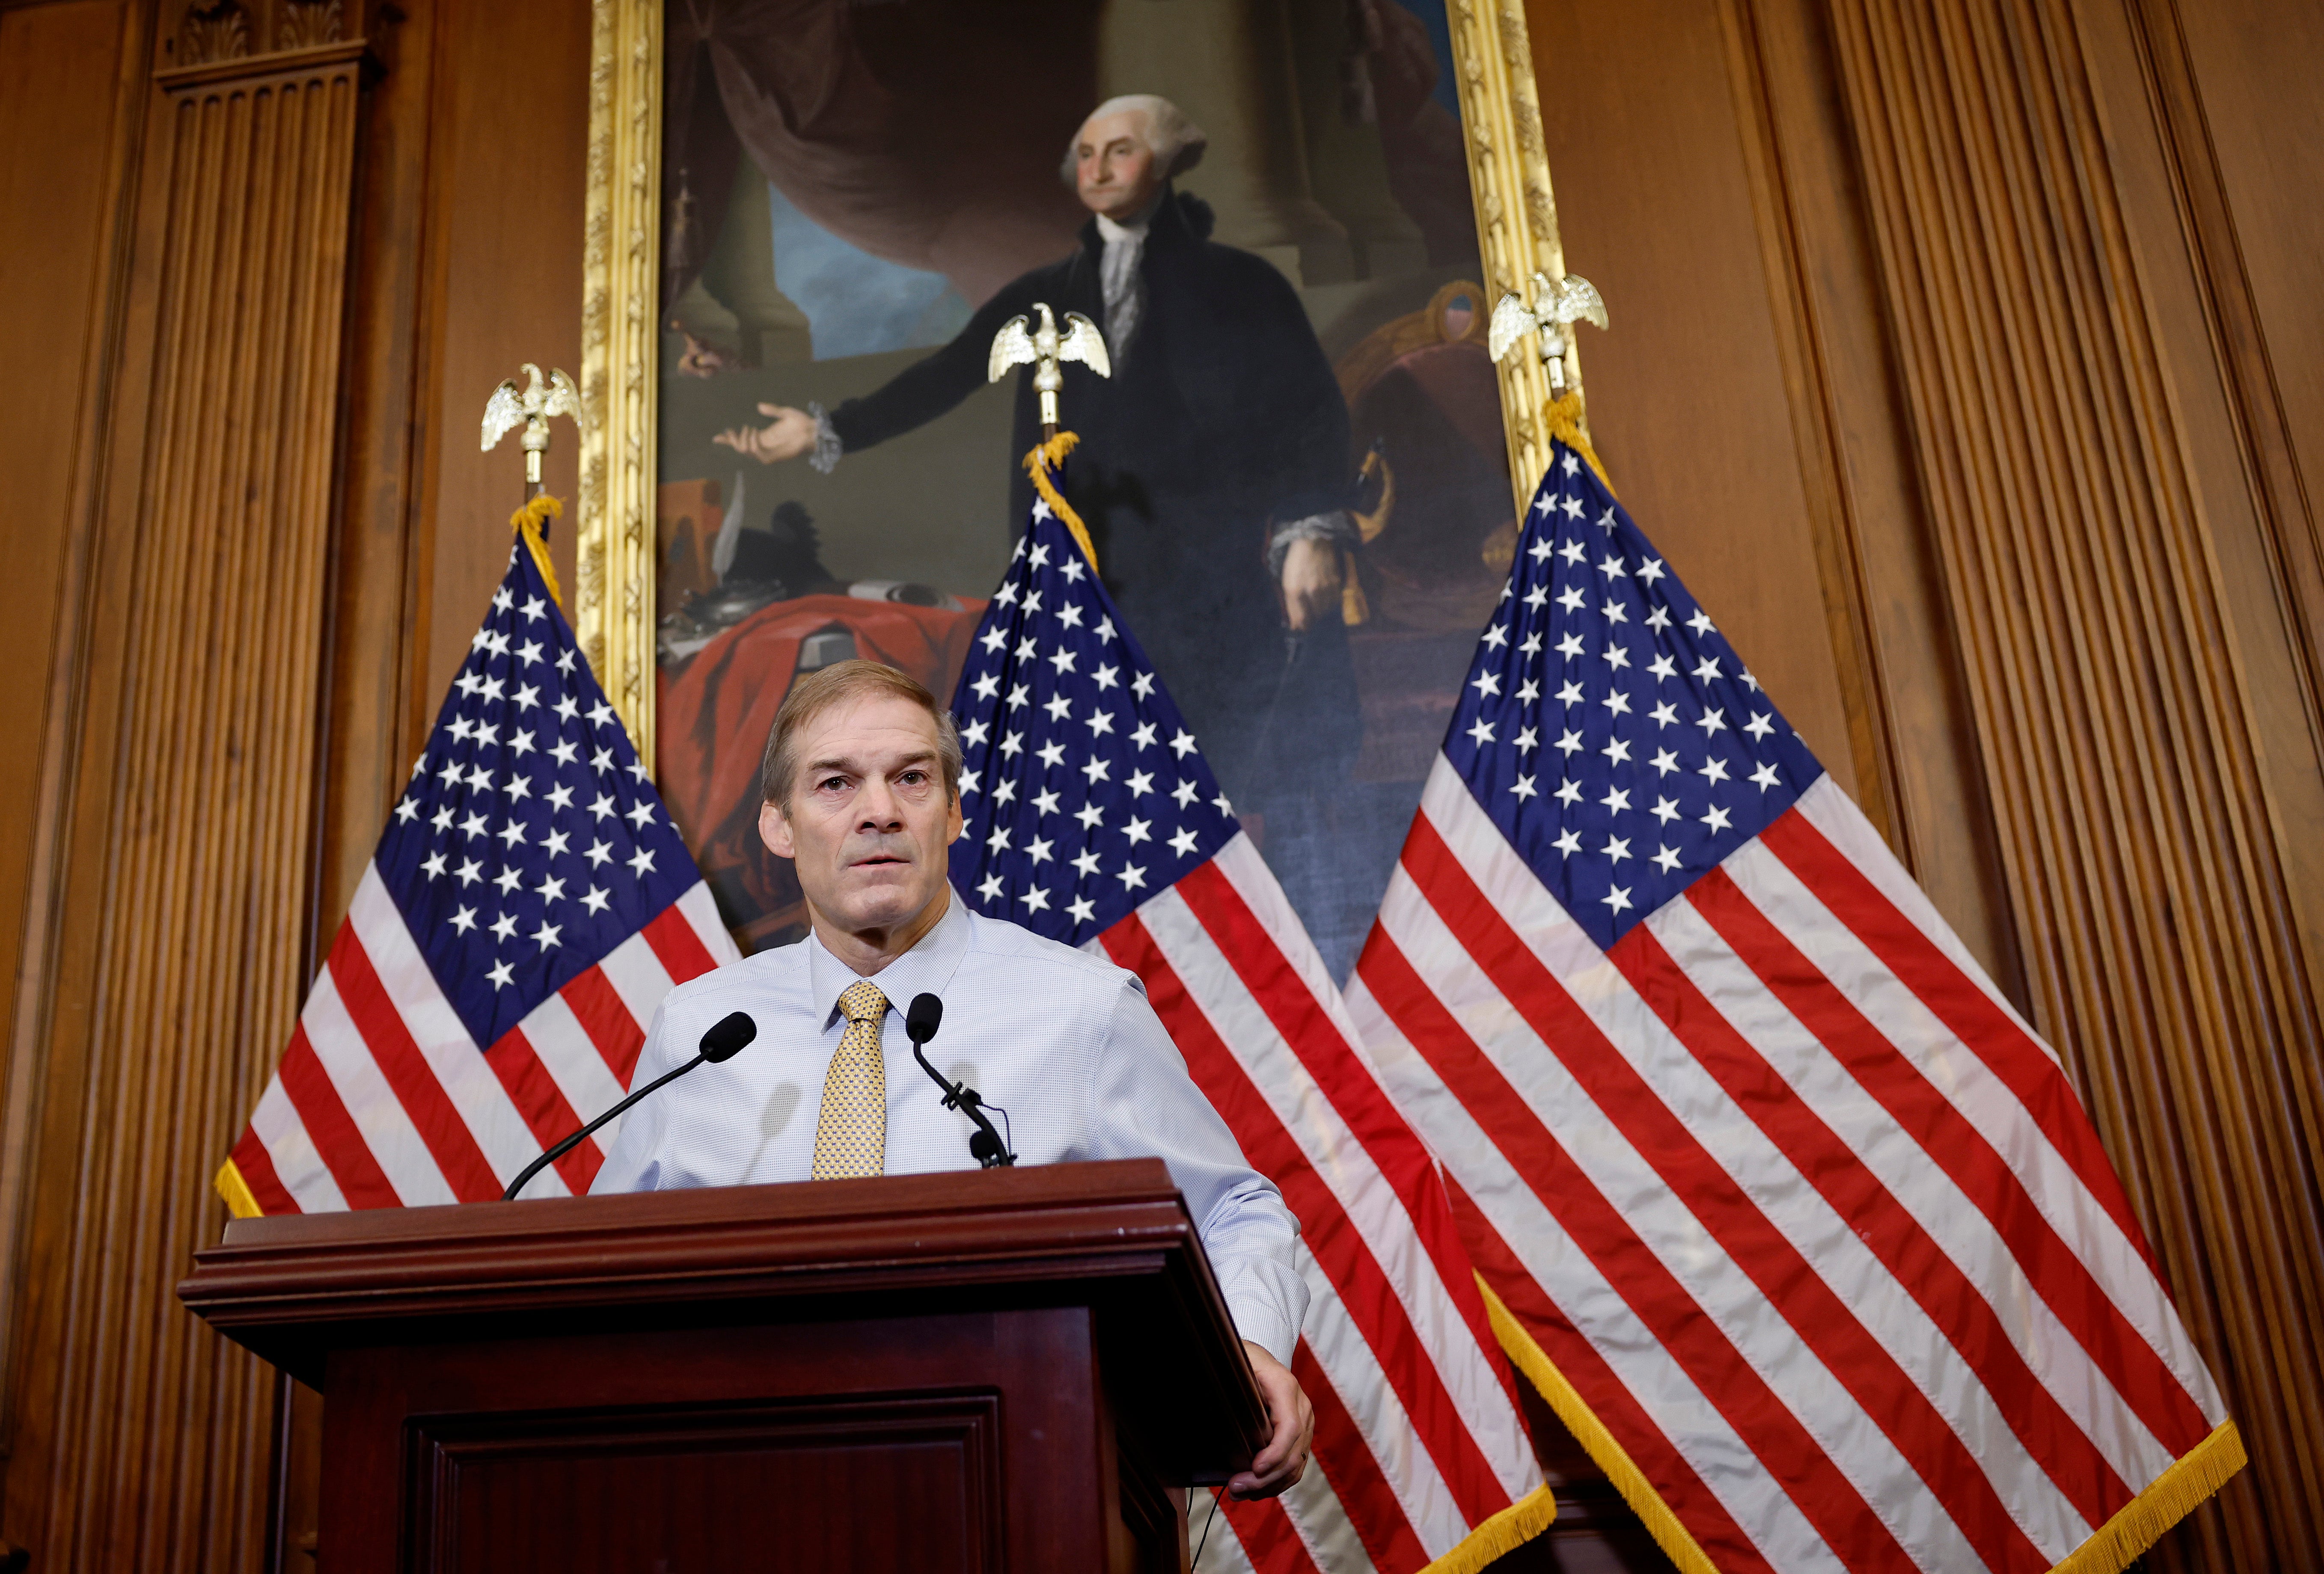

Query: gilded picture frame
left=574, top=0, right=1585, bottom=771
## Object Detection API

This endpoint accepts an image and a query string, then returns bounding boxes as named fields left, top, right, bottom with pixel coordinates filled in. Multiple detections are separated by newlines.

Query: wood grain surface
left=0, top=8, right=369, bottom=1568
left=180, top=1161, right=1260, bottom=1573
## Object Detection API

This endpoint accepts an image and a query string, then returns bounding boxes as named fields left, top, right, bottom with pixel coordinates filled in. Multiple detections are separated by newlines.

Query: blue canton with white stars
left=1451, top=443, right=1825, bottom=950
left=377, top=541, right=699, bottom=1050
left=949, top=490, right=1239, bottom=946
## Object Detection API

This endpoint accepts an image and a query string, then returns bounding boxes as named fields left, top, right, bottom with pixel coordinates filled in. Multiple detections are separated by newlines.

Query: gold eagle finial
left=481, top=363, right=584, bottom=499
left=989, top=303, right=1111, bottom=438
left=1489, top=272, right=1608, bottom=393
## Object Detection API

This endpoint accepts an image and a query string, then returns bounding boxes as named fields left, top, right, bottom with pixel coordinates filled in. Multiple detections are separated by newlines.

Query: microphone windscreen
left=906, top=992, right=944, bottom=1045
left=698, top=1011, right=758, bottom=1063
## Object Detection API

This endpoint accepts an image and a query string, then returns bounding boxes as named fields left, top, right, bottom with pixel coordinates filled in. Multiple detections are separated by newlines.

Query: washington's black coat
left=827, top=191, right=1356, bottom=796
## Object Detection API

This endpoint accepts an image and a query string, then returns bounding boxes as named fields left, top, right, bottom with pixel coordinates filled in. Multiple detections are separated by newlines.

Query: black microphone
left=502, top=1010, right=757, bottom=1200
left=903, top=992, right=1015, bottom=1168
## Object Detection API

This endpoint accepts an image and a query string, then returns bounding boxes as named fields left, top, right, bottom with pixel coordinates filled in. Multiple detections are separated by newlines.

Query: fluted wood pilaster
left=6, top=36, right=363, bottom=1570
left=1823, top=0, right=2324, bottom=1565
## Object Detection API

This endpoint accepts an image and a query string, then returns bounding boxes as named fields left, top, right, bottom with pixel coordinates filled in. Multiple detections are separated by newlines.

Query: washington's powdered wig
left=1059, top=94, right=1209, bottom=186
left=759, top=659, right=963, bottom=809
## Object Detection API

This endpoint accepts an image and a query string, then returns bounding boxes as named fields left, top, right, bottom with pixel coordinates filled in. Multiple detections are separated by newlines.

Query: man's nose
left=856, top=777, right=904, bottom=828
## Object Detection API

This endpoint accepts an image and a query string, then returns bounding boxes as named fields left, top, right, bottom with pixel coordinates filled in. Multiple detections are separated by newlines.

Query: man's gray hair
left=760, top=659, right=962, bottom=810
left=1060, top=94, right=1209, bottom=185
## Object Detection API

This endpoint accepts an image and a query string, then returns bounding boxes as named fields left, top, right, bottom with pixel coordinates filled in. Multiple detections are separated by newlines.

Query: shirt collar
left=805, top=892, right=974, bottom=1030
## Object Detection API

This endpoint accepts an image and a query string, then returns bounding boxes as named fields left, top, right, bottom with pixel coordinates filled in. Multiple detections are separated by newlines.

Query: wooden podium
left=178, top=1159, right=1269, bottom=1574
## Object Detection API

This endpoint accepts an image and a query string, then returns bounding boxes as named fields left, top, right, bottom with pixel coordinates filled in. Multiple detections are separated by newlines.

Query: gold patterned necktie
left=811, top=979, right=890, bottom=1179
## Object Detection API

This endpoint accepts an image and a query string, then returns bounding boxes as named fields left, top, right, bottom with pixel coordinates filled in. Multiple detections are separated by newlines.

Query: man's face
left=759, top=695, right=963, bottom=941
left=1075, top=108, right=1162, bottom=220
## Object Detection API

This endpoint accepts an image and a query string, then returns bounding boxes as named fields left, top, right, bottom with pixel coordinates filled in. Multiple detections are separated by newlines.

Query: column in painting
left=1093, top=0, right=1352, bottom=285
left=1279, top=0, right=1431, bottom=279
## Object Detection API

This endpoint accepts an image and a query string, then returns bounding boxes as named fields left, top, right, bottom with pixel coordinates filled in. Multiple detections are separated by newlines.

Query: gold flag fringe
left=1416, top=1484, right=1557, bottom=1574
left=1484, top=1272, right=2245, bottom=1574
left=214, top=1156, right=262, bottom=1220
left=1540, top=390, right=1617, bottom=498
left=511, top=494, right=565, bottom=608
left=1022, top=434, right=1100, bottom=570
left=1480, top=1277, right=1721, bottom=1574
left=2047, top=1421, right=2245, bottom=1574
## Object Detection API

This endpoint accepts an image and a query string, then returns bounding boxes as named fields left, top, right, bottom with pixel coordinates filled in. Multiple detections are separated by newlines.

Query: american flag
left=218, top=534, right=737, bottom=1215
left=950, top=481, right=1551, bottom=1574
left=1346, top=442, right=2244, bottom=1572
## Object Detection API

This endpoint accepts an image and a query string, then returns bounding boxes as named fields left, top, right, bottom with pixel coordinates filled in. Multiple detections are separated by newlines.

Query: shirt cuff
left=1266, top=509, right=1360, bottom=576
left=1225, top=1291, right=1298, bottom=1369
left=808, top=401, right=842, bottom=474
left=1219, top=1251, right=1308, bottom=1368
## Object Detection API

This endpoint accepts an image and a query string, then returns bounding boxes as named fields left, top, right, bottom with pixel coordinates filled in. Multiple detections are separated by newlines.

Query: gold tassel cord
left=1480, top=1277, right=1721, bottom=1574
left=1022, top=434, right=1099, bottom=570
left=1541, top=390, right=1617, bottom=498
left=213, top=1157, right=262, bottom=1220
left=511, top=493, right=565, bottom=609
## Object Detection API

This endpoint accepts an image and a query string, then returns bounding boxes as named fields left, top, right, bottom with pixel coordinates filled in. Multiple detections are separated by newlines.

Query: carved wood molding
left=1447, top=0, right=1581, bottom=523
left=1822, top=0, right=2324, bottom=1563
left=167, top=0, right=344, bottom=71
left=10, top=42, right=366, bottom=1568
left=576, top=0, right=660, bottom=763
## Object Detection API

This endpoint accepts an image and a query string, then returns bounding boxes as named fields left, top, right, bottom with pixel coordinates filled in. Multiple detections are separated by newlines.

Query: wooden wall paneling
left=0, top=0, right=142, bottom=1474
left=1518, top=0, right=2028, bottom=995
left=2065, top=0, right=2324, bottom=1555
left=415, top=0, right=591, bottom=713
left=0, top=0, right=137, bottom=1095
left=1819, top=0, right=2324, bottom=1565
left=1711, top=0, right=1907, bottom=846
left=1710, top=0, right=2032, bottom=1005
left=0, top=25, right=368, bottom=1567
left=315, top=0, right=437, bottom=971
left=2144, top=0, right=2324, bottom=732
left=1518, top=0, right=1872, bottom=818
left=2080, top=0, right=2324, bottom=1123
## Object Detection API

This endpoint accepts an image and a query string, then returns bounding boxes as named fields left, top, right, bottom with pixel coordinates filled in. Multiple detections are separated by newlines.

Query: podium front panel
left=329, top=1310, right=1100, bottom=1574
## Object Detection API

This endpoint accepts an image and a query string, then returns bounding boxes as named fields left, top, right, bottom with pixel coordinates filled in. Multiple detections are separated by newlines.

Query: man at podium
left=594, top=661, right=1315, bottom=1499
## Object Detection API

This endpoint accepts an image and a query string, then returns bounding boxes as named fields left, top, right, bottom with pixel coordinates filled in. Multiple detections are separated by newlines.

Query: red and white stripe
left=229, top=871, right=736, bottom=1213
left=1097, top=834, right=1548, bottom=1574
left=1348, top=759, right=2226, bottom=1574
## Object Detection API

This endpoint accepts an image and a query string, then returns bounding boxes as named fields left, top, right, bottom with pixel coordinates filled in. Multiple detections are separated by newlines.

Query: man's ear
left=758, top=799, right=796, bottom=859
left=945, top=790, right=964, bottom=844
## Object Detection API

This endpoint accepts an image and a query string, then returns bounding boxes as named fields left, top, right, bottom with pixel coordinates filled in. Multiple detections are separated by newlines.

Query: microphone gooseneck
left=503, top=1010, right=758, bottom=1200
left=904, top=992, right=1015, bottom=1168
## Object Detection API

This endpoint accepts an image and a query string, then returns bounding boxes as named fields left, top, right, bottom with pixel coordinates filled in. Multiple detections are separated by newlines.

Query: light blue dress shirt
left=591, top=895, right=1308, bottom=1363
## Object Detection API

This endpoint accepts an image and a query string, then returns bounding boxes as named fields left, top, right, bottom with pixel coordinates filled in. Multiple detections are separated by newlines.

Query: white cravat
left=1095, top=202, right=1156, bottom=366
